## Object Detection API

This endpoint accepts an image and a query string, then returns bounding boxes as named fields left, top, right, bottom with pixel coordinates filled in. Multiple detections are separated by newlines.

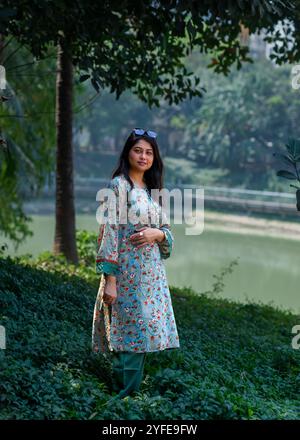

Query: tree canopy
left=2, top=0, right=300, bottom=107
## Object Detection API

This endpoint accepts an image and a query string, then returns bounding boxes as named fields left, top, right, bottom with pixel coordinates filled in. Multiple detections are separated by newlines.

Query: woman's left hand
left=129, top=227, right=160, bottom=249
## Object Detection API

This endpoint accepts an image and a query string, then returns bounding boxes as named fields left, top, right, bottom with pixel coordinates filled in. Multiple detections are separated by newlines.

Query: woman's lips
left=138, top=162, right=147, bottom=165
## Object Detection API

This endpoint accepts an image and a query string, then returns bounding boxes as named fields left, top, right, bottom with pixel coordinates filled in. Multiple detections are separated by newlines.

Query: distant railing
left=193, top=186, right=296, bottom=215
left=40, top=177, right=299, bottom=217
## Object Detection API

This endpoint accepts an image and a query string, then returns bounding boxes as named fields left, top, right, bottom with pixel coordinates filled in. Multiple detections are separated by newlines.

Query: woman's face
left=128, top=139, right=154, bottom=172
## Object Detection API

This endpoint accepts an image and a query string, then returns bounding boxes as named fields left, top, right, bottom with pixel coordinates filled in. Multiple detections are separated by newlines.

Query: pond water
left=2, top=212, right=299, bottom=315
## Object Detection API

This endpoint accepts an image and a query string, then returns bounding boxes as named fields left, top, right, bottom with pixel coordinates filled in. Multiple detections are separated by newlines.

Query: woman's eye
left=134, top=149, right=153, bottom=156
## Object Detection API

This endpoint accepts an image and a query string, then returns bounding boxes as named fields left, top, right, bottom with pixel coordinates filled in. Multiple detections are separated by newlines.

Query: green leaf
left=285, top=138, right=300, bottom=159
left=276, top=170, right=298, bottom=180
left=273, top=153, right=295, bottom=166
left=91, top=78, right=100, bottom=93
left=79, top=74, right=90, bottom=83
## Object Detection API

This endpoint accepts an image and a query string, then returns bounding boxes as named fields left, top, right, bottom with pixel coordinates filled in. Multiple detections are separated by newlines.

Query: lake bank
left=203, top=210, right=300, bottom=241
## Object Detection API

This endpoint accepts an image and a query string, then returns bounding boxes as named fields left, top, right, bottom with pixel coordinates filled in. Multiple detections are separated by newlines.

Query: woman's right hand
left=103, top=276, right=117, bottom=305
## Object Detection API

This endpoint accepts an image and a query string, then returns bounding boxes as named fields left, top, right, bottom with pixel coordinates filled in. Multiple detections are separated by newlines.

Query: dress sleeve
left=157, top=208, right=174, bottom=260
left=95, top=178, right=121, bottom=276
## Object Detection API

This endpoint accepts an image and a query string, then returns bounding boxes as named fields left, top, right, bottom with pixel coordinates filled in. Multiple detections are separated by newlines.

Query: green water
left=2, top=215, right=299, bottom=314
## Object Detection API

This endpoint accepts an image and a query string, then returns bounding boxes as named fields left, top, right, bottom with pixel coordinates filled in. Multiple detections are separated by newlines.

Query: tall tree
left=53, top=37, right=78, bottom=261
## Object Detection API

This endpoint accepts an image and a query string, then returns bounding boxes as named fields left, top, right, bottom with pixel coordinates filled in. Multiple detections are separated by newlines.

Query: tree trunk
left=53, top=37, right=78, bottom=264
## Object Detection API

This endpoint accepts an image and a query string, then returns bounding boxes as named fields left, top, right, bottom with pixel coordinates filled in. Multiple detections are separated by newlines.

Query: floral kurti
left=92, top=173, right=180, bottom=353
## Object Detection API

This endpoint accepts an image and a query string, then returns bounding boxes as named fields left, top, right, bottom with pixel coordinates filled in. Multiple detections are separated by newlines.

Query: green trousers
left=111, top=351, right=147, bottom=399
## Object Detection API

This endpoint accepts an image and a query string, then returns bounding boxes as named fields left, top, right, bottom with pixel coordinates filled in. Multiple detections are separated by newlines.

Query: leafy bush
left=0, top=231, right=299, bottom=419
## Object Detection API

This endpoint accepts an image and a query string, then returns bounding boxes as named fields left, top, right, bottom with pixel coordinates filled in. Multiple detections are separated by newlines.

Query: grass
left=0, top=230, right=299, bottom=420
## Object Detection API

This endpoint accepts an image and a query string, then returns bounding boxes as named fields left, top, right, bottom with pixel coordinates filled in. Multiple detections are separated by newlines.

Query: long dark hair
left=111, top=131, right=164, bottom=193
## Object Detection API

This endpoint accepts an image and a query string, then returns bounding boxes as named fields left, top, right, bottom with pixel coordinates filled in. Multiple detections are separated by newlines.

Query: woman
left=92, top=128, right=180, bottom=399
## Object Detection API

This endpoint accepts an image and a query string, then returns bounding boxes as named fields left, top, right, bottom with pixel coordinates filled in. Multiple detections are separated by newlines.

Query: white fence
left=40, top=177, right=299, bottom=216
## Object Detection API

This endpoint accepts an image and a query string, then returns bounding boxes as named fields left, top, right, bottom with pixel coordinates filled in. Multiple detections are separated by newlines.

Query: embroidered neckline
left=119, top=174, right=146, bottom=189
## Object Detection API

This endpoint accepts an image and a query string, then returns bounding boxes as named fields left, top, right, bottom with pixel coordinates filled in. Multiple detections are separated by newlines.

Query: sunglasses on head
left=132, top=128, right=157, bottom=138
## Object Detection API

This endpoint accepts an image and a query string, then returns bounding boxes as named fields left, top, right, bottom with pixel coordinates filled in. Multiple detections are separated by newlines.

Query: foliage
left=0, top=40, right=57, bottom=246
left=0, top=231, right=299, bottom=420
left=179, top=58, right=300, bottom=189
left=74, top=54, right=300, bottom=192
left=274, top=138, right=300, bottom=188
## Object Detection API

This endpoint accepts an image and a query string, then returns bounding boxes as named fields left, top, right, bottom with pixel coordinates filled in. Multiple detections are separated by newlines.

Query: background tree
left=179, top=56, right=300, bottom=189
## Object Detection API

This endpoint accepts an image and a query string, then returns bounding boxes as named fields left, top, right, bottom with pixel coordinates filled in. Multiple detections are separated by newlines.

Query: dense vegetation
left=0, top=231, right=299, bottom=420
left=74, top=55, right=300, bottom=193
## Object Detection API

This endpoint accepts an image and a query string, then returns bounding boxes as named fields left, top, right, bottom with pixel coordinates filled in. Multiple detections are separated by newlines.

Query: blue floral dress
left=92, top=173, right=180, bottom=353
